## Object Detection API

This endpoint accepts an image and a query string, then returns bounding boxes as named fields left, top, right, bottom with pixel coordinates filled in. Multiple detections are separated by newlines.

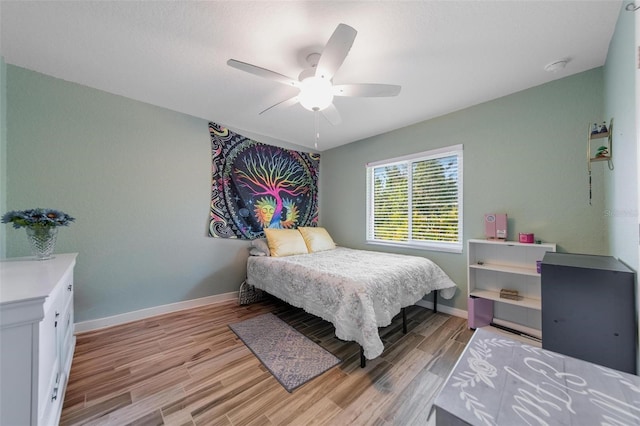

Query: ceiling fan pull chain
left=314, top=111, right=320, bottom=149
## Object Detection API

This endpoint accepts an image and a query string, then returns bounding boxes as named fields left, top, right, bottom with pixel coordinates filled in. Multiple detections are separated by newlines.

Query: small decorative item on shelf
left=600, top=122, right=608, bottom=133
left=499, top=289, right=521, bottom=301
left=592, top=122, right=609, bottom=134
left=1, top=208, right=75, bottom=260
left=595, top=146, right=609, bottom=158
left=519, top=233, right=534, bottom=244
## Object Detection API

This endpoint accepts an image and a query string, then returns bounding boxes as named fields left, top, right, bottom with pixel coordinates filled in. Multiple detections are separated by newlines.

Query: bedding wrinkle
left=247, top=247, right=457, bottom=360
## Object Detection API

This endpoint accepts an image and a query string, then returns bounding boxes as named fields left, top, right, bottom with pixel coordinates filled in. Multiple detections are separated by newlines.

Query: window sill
left=366, top=240, right=463, bottom=254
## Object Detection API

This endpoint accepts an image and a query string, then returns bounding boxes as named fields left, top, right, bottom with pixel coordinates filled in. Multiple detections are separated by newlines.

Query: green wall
left=603, top=6, right=637, bottom=271
left=602, top=4, right=638, bottom=372
left=1, top=56, right=6, bottom=259
left=320, top=68, right=607, bottom=312
left=4, top=66, right=306, bottom=322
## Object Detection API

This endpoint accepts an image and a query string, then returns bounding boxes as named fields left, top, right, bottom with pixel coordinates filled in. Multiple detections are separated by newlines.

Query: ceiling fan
left=227, top=23, right=401, bottom=146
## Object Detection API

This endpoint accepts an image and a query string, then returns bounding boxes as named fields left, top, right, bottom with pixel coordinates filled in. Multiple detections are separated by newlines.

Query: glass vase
left=25, top=226, right=58, bottom=260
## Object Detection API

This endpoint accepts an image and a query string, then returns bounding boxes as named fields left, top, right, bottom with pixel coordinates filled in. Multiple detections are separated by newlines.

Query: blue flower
left=1, top=208, right=75, bottom=229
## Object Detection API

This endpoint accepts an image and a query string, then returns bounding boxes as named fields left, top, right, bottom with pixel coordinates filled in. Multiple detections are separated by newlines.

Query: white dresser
left=0, top=253, right=77, bottom=426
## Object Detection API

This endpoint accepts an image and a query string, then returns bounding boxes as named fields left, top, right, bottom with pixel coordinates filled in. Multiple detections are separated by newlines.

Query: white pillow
left=250, top=238, right=270, bottom=256
left=249, top=247, right=267, bottom=256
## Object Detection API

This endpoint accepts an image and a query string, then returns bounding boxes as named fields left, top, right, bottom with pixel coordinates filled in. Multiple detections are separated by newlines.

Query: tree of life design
left=235, top=151, right=309, bottom=229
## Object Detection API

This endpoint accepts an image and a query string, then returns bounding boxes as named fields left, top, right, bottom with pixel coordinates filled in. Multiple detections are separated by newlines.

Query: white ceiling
left=0, top=1, right=622, bottom=151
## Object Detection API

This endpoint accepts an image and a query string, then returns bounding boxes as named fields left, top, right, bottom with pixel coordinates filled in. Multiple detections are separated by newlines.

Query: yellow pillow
left=298, top=227, right=336, bottom=253
left=264, top=228, right=309, bottom=257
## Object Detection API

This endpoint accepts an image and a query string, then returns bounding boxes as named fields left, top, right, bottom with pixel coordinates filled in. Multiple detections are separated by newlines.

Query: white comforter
left=246, top=247, right=457, bottom=359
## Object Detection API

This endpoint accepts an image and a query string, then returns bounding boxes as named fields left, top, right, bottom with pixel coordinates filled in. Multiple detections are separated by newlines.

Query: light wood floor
left=61, top=296, right=473, bottom=426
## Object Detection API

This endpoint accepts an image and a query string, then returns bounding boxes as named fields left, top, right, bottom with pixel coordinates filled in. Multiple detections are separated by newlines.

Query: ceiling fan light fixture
left=298, top=76, right=334, bottom=111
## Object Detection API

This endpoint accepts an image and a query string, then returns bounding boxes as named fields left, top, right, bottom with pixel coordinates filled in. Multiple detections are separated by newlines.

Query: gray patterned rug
left=229, top=312, right=341, bottom=392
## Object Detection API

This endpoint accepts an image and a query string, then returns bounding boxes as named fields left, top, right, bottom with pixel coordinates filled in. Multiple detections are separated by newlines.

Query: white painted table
left=433, top=328, right=640, bottom=425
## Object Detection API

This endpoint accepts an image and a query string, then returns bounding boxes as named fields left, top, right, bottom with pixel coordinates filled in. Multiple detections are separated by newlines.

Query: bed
left=246, top=228, right=457, bottom=363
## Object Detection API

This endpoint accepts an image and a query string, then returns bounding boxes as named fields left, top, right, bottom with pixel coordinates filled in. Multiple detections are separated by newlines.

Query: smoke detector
left=544, top=59, right=570, bottom=73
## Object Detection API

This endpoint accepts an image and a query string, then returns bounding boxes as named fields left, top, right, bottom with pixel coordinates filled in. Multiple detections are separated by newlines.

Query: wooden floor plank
left=61, top=296, right=472, bottom=425
left=84, top=386, right=185, bottom=426
left=262, top=367, right=347, bottom=425
left=329, top=347, right=435, bottom=425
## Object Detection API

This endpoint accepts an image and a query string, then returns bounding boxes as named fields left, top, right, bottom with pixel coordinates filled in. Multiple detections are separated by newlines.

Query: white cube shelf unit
left=467, top=239, right=556, bottom=338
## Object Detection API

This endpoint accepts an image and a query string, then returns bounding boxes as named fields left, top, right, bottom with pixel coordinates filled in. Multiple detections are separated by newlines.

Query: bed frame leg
left=402, top=307, right=407, bottom=334
left=433, top=290, right=438, bottom=313
left=360, top=306, right=410, bottom=368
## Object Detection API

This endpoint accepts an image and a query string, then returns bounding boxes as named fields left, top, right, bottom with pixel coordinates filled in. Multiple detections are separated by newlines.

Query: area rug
left=229, top=313, right=341, bottom=392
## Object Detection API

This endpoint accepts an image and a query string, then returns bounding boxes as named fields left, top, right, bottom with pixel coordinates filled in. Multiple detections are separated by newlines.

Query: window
left=366, top=144, right=463, bottom=253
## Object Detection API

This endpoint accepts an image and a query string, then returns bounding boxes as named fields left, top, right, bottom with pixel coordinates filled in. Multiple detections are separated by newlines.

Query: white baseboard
left=416, top=299, right=467, bottom=319
left=74, top=292, right=238, bottom=334
left=74, top=292, right=467, bottom=334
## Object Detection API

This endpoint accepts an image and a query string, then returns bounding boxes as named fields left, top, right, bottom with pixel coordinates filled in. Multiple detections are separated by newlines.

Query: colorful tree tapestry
left=209, top=122, right=320, bottom=239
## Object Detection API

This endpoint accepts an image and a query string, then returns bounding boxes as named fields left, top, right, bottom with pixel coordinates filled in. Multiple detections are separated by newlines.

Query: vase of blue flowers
left=2, top=208, right=75, bottom=260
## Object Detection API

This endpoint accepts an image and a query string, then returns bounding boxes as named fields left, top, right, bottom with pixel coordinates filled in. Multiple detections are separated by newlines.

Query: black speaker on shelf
left=541, top=252, right=637, bottom=374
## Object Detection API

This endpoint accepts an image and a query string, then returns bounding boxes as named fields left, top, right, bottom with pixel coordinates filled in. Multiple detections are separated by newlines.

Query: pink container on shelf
left=519, top=233, right=534, bottom=244
left=468, top=297, right=493, bottom=329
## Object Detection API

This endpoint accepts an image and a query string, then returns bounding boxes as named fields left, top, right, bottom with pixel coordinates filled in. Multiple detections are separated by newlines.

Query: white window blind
left=366, top=145, right=463, bottom=253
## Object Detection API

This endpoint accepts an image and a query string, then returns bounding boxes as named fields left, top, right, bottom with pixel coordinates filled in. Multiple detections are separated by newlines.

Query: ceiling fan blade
left=315, top=24, right=357, bottom=80
left=333, top=84, right=401, bottom=97
left=227, top=59, right=299, bottom=87
left=320, top=103, right=341, bottom=125
left=259, top=95, right=299, bottom=115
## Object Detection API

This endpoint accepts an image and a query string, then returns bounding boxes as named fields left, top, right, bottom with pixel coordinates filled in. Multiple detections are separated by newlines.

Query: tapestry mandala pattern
left=209, top=123, right=320, bottom=239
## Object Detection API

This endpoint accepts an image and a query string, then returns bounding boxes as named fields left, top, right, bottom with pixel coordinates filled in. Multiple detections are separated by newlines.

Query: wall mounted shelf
left=588, top=118, right=613, bottom=165
left=587, top=118, right=613, bottom=205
